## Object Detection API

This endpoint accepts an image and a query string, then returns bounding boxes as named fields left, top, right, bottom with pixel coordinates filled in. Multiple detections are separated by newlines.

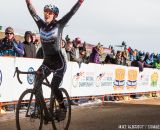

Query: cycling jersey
left=26, top=1, right=82, bottom=56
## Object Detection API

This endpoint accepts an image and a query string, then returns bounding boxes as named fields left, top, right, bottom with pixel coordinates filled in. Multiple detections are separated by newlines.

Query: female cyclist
left=25, top=0, right=84, bottom=121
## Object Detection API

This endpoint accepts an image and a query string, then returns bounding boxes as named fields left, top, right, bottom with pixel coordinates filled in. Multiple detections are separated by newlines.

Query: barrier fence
left=0, top=57, right=160, bottom=113
left=0, top=91, right=159, bottom=114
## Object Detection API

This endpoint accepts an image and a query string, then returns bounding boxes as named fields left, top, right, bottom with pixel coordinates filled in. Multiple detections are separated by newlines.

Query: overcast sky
left=0, top=0, right=160, bottom=53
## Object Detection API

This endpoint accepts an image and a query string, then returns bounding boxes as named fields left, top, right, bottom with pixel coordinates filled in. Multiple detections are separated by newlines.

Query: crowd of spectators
left=59, top=34, right=160, bottom=72
left=103, top=45, right=160, bottom=71
left=1, top=26, right=160, bottom=72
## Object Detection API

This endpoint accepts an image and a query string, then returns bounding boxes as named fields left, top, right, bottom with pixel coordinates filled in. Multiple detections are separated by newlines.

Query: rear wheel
left=50, top=88, right=71, bottom=130
left=16, top=89, right=43, bottom=130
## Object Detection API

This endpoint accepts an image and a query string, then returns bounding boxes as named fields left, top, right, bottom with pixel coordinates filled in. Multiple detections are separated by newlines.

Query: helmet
left=44, top=4, right=59, bottom=15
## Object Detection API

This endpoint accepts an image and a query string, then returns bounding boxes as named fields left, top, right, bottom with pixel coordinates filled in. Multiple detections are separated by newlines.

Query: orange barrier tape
left=0, top=102, right=2, bottom=114
left=0, top=91, right=160, bottom=111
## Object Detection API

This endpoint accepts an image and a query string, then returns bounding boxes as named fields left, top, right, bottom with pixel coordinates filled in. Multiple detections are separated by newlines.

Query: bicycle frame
left=14, top=67, right=54, bottom=118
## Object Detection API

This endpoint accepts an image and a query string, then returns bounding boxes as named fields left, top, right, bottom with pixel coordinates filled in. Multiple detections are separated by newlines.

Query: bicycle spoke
left=16, top=89, right=43, bottom=130
left=52, top=88, right=71, bottom=130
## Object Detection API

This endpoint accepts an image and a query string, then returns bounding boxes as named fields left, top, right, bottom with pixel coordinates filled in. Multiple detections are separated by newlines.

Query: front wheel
left=16, top=89, right=43, bottom=130
left=50, top=88, right=71, bottom=130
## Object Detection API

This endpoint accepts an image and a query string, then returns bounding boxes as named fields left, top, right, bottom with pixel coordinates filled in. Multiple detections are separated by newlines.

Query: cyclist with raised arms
left=25, top=0, right=84, bottom=121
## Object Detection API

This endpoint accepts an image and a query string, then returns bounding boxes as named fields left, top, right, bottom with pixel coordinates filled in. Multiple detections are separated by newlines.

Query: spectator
left=73, top=37, right=82, bottom=59
left=23, top=31, right=36, bottom=58
left=82, top=41, right=87, bottom=51
left=97, top=42, right=104, bottom=56
left=153, top=52, right=158, bottom=62
left=0, top=27, right=24, bottom=57
left=114, top=51, right=123, bottom=65
left=144, top=52, right=153, bottom=66
left=109, top=45, right=115, bottom=56
left=121, top=49, right=130, bottom=66
left=34, top=38, right=43, bottom=59
left=103, top=54, right=115, bottom=64
left=79, top=46, right=89, bottom=63
left=150, top=53, right=154, bottom=63
left=131, top=55, right=152, bottom=72
left=89, top=43, right=103, bottom=64
left=66, top=40, right=82, bottom=63
left=32, top=33, right=37, bottom=43
left=34, top=39, right=41, bottom=53
left=32, top=33, right=42, bottom=53
left=66, top=40, right=73, bottom=61
left=132, top=49, right=138, bottom=61
left=153, top=57, right=160, bottom=69
left=65, top=35, right=71, bottom=42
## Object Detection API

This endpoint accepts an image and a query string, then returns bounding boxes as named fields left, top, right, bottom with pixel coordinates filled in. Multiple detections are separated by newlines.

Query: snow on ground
left=1, top=96, right=160, bottom=122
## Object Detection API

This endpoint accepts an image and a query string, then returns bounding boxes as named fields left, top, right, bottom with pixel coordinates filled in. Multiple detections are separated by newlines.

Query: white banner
left=0, top=57, right=160, bottom=102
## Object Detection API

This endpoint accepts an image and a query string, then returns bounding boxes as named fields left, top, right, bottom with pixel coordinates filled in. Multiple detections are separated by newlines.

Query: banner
left=0, top=57, right=160, bottom=102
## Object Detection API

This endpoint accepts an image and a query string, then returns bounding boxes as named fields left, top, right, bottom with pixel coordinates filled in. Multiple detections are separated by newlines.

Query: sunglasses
left=5, top=32, right=13, bottom=35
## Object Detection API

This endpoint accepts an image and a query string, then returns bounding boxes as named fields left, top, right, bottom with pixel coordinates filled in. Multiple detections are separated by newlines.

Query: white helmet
left=44, top=4, right=59, bottom=15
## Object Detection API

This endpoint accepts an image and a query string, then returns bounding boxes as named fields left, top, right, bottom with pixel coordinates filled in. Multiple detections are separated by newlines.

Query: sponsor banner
left=95, top=64, right=115, bottom=94
left=0, top=57, right=160, bottom=102
left=125, top=67, right=139, bottom=93
left=113, top=65, right=126, bottom=92
left=71, top=63, right=97, bottom=96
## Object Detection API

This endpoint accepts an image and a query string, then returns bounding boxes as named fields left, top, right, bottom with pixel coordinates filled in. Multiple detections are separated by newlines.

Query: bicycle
left=14, top=67, right=71, bottom=130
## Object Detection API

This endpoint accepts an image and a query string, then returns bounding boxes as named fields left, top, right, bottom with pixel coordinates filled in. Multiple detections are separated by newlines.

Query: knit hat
left=5, top=27, right=14, bottom=34
left=24, top=31, right=33, bottom=41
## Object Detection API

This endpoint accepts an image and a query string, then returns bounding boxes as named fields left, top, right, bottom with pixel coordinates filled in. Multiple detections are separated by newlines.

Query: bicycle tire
left=16, top=89, right=43, bottom=130
left=50, top=88, right=71, bottom=130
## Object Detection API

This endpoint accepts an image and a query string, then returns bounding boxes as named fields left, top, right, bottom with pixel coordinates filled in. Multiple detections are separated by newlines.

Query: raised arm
left=13, top=41, right=24, bottom=57
left=25, top=0, right=44, bottom=28
left=59, top=0, right=84, bottom=27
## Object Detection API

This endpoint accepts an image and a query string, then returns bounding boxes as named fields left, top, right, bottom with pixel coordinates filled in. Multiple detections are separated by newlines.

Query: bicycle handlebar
left=13, top=67, right=36, bottom=84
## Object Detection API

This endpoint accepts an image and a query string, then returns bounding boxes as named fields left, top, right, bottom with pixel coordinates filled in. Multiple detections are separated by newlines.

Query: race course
left=0, top=98, right=160, bottom=130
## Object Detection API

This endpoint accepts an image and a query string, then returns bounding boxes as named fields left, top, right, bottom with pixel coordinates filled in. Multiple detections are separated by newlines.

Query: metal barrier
left=0, top=91, right=159, bottom=115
